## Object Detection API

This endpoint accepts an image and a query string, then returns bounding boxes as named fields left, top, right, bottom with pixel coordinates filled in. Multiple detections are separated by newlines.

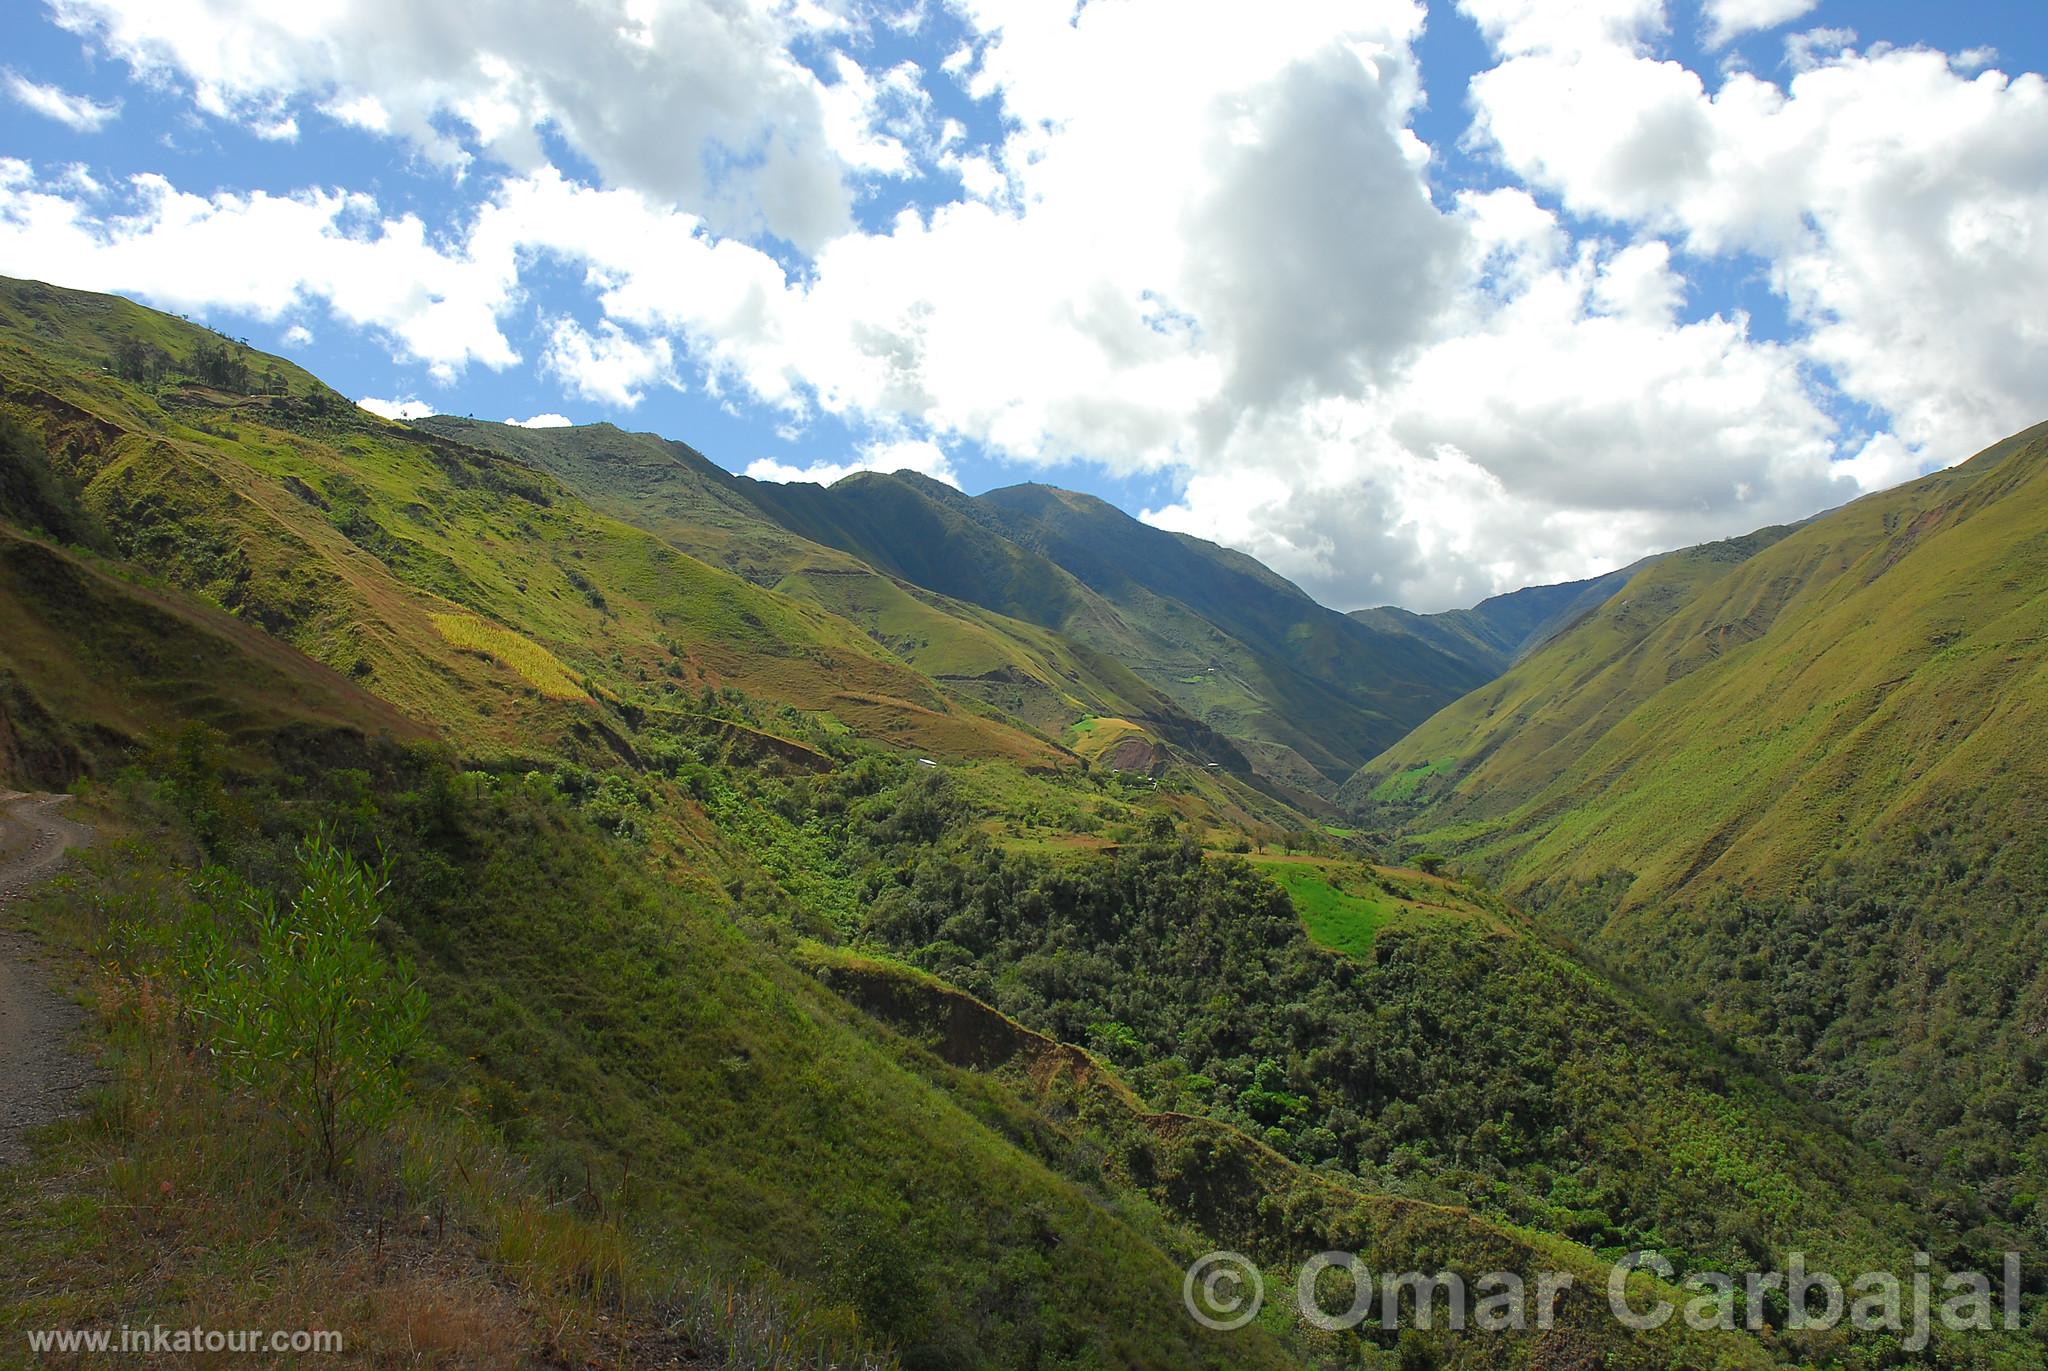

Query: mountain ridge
left=4, top=274, right=2043, bottom=1368
left=425, top=418, right=1544, bottom=795
left=1346, top=417, right=2048, bottom=1209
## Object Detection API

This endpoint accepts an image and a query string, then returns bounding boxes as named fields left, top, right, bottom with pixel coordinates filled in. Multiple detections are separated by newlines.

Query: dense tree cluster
left=1532, top=789, right=2048, bottom=1230
left=854, top=825, right=1918, bottom=1272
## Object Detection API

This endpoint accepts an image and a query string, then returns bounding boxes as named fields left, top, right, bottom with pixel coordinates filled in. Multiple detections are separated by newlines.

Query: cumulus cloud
left=1701, top=0, right=1819, bottom=49
left=357, top=396, right=434, bottom=420
left=746, top=437, right=958, bottom=488
left=45, top=0, right=875, bottom=250
left=507, top=412, right=574, bottom=428
left=541, top=318, right=677, bottom=409
left=0, top=165, right=517, bottom=381
left=4, top=70, right=120, bottom=130
left=1146, top=189, right=1850, bottom=608
left=8, top=1, right=2044, bottom=610
left=1464, top=8, right=2048, bottom=465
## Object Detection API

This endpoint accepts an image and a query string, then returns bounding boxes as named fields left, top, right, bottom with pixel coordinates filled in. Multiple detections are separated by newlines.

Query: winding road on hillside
left=0, top=791, right=94, bottom=1167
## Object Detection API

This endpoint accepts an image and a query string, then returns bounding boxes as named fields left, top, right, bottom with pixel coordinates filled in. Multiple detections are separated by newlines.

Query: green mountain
left=0, top=521, right=427, bottom=784
left=968, top=483, right=1496, bottom=787
left=4, top=275, right=2042, bottom=1368
left=419, top=418, right=1501, bottom=800
left=0, top=277, right=1092, bottom=771
left=1347, top=421, right=2048, bottom=1209
left=1349, top=565, right=1638, bottom=677
left=415, top=417, right=1248, bottom=773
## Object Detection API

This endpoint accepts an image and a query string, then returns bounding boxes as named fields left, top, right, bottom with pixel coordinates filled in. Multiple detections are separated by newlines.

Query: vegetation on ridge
left=4, top=275, right=2046, bottom=1368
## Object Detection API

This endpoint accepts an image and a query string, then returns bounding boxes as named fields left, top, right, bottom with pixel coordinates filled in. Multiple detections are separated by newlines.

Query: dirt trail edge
left=0, top=791, right=96, bottom=1167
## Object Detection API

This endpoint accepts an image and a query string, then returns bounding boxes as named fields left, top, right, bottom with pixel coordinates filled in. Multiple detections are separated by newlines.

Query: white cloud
left=815, top=54, right=932, bottom=177
left=52, top=163, right=102, bottom=196
left=9, top=2, right=2044, bottom=611
left=321, top=93, right=389, bottom=132
left=1784, top=26, right=1857, bottom=74
left=250, top=112, right=299, bottom=142
left=281, top=323, right=312, bottom=346
left=357, top=396, right=434, bottom=420
left=0, top=166, right=519, bottom=381
left=1702, top=0, right=1819, bottom=49
left=540, top=317, right=676, bottom=409
left=1464, top=11, right=2048, bottom=466
left=1145, top=191, right=1850, bottom=609
left=47, top=0, right=868, bottom=249
left=1456, top=0, right=1666, bottom=59
left=746, top=437, right=958, bottom=488
left=4, top=70, right=120, bottom=131
left=507, top=412, right=573, bottom=428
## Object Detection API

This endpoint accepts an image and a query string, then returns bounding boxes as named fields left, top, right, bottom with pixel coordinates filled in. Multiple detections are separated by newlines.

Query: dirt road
left=0, top=791, right=95, bottom=1167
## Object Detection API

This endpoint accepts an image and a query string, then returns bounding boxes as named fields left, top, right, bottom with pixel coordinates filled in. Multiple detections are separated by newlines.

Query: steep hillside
left=1350, top=564, right=1638, bottom=677
left=0, top=525, right=427, bottom=787
left=1348, top=421, right=2048, bottom=1205
left=422, top=417, right=1494, bottom=797
left=971, top=484, right=1497, bottom=784
left=1344, top=428, right=2047, bottom=899
left=0, top=276, right=1060, bottom=768
left=416, top=417, right=1244, bottom=767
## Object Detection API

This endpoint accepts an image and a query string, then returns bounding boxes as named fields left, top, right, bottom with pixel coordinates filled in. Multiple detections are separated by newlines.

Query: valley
left=0, top=275, right=2043, bottom=1369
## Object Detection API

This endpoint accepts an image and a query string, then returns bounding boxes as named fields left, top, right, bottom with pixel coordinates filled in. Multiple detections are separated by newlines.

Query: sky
left=1, top=1, right=2043, bottom=612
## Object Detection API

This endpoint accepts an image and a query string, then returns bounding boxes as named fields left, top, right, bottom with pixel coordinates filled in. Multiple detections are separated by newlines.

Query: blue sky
left=3, top=0, right=2044, bottom=609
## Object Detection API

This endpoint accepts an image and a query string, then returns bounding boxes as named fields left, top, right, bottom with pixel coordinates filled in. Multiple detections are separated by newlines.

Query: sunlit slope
left=749, top=471, right=1496, bottom=786
left=975, top=483, right=1497, bottom=783
left=0, top=526, right=427, bottom=786
left=410, top=416, right=842, bottom=586
left=0, top=276, right=1057, bottom=765
left=1346, top=421, right=2048, bottom=909
left=415, top=417, right=1240, bottom=758
left=421, top=419, right=1501, bottom=791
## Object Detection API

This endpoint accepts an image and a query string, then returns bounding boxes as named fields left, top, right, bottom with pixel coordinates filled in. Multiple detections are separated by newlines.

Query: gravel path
left=0, top=791, right=96, bottom=1168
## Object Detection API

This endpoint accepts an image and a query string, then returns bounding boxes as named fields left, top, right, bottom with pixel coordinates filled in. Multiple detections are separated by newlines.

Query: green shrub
left=177, top=833, right=428, bottom=1179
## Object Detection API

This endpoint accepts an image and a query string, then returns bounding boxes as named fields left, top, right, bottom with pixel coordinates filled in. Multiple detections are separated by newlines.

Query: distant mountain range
left=421, top=415, right=1606, bottom=799
left=7, top=272, right=2044, bottom=1368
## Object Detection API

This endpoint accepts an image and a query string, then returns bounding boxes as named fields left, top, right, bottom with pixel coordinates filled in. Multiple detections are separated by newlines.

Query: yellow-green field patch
left=430, top=613, right=587, bottom=699
left=1262, top=863, right=1390, bottom=957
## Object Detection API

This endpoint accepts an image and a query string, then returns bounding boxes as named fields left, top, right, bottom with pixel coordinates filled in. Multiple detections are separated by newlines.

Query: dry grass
left=429, top=614, right=587, bottom=702
left=1, top=839, right=910, bottom=1371
left=0, top=855, right=666, bottom=1370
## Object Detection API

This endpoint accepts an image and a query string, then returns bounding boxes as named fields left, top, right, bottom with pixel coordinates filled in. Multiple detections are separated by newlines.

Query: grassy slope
left=0, top=277, right=1056, bottom=768
left=1346, top=422, right=2048, bottom=1214
left=0, top=527, right=429, bottom=787
left=1340, top=522, right=1800, bottom=825
left=973, top=483, right=1497, bottom=784
left=806, top=945, right=1787, bottom=1371
left=1345, top=426, right=2048, bottom=902
left=415, top=421, right=1500, bottom=794
left=390, top=786, right=1304, bottom=1371
left=416, top=417, right=1245, bottom=762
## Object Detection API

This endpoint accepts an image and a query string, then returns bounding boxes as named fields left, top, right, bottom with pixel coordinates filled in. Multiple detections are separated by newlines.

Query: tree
left=112, top=336, right=170, bottom=384
left=0, top=412, right=100, bottom=546
left=180, top=834, right=428, bottom=1180
left=188, top=338, right=250, bottom=391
